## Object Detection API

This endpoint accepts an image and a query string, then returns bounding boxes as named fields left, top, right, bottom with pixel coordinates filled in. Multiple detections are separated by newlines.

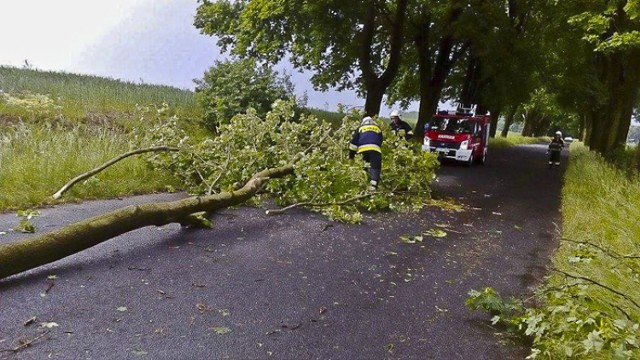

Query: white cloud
left=0, top=0, right=378, bottom=111
left=0, top=0, right=152, bottom=69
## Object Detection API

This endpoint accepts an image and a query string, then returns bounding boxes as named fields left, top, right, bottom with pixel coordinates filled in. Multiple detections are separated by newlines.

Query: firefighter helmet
left=361, top=116, right=376, bottom=126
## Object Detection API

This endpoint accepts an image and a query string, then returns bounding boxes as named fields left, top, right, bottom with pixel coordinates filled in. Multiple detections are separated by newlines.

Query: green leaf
left=424, top=229, right=447, bottom=238
left=211, top=326, right=232, bottom=335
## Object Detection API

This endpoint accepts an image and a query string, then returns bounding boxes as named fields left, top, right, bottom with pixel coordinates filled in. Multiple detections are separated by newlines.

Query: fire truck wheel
left=464, top=152, right=474, bottom=167
left=478, top=148, right=487, bottom=165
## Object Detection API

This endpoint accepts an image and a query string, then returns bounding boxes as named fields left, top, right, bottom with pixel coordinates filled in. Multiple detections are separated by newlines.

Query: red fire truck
left=421, top=109, right=491, bottom=166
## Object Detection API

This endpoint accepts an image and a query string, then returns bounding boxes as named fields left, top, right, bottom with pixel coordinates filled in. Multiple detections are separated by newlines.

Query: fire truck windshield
left=427, top=117, right=475, bottom=134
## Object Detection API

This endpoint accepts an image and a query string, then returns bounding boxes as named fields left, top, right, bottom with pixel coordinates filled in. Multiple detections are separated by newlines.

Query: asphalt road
left=0, top=144, right=566, bottom=360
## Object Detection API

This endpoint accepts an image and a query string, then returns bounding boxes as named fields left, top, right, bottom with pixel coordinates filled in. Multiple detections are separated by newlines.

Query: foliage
left=0, top=91, right=63, bottom=122
left=469, top=145, right=640, bottom=359
left=15, top=209, right=40, bottom=233
left=567, top=1, right=640, bottom=53
left=195, top=0, right=394, bottom=93
left=466, top=287, right=523, bottom=324
left=194, top=0, right=410, bottom=115
left=194, top=58, right=295, bottom=129
left=147, top=100, right=439, bottom=223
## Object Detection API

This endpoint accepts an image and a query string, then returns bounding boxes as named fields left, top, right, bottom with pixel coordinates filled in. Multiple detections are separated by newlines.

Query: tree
left=442, top=0, right=551, bottom=138
left=385, top=0, right=470, bottom=140
left=520, top=88, right=562, bottom=137
left=561, top=0, right=640, bottom=157
left=194, top=0, right=408, bottom=116
left=194, top=58, right=294, bottom=129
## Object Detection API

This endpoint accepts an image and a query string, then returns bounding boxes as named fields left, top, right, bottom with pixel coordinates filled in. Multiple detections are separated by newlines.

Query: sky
left=0, top=0, right=386, bottom=113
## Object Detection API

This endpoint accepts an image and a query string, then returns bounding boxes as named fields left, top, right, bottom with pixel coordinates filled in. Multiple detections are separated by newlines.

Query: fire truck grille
left=432, top=141, right=460, bottom=150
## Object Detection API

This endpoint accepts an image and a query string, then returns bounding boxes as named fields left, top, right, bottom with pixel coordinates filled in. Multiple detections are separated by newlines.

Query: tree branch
left=51, top=146, right=180, bottom=199
left=266, top=192, right=379, bottom=215
left=552, top=268, right=640, bottom=311
left=1, top=331, right=49, bottom=353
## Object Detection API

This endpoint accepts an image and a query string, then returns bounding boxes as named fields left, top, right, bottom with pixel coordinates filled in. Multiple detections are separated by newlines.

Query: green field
left=0, top=66, right=200, bottom=123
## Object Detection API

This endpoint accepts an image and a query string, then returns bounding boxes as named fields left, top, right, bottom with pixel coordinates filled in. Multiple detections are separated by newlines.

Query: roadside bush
left=194, top=59, right=294, bottom=130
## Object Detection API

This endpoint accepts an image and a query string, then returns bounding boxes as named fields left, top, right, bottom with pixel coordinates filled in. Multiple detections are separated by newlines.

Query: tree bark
left=360, top=0, right=408, bottom=116
left=0, top=165, right=294, bottom=281
left=501, top=106, right=518, bottom=137
left=487, top=107, right=501, bottom=138
left=588, top=50, right=640, bottom=157
left=413, top=15, right=466, bottom=139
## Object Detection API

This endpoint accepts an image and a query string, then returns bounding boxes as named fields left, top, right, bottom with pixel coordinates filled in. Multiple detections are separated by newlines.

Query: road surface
left=0, top=144, right=566, bottom=359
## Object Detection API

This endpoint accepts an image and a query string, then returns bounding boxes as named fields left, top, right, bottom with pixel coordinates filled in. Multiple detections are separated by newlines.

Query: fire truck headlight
left=460, top=140, right=469, bottom=150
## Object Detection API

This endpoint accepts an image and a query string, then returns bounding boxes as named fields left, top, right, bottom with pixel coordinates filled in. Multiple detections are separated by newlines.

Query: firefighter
left=547, top=131, right=565, bottom=168
left=389, top=110, right=414, bottom=140
left=349, top=116, right=383, bottom=191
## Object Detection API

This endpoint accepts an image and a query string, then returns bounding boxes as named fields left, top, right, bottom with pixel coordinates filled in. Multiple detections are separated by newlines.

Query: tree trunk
left=0, top=165, right=294, bottom=281
left=579, top=114, right=587, bottom=142
left=589, top=51, right=640, bottom=157
left=460, top=56, right=481, bottom=109
left=412, top=7, right=466, bottom=140
left=521, top=111, right=534, bottom=137
left=487, top=107, right=501, bottom=138
left=359, top=0, right=408, bottom=116
left=364, top=82, right=385, bottom=117
left=501, top=106, right=518, bottom=137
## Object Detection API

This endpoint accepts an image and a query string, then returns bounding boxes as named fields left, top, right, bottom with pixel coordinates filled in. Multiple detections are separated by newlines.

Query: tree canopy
left=194, top=0, right=640, bottom=166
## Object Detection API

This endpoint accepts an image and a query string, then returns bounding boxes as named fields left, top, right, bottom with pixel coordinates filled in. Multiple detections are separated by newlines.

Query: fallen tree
left=0, top=100, right=440, bottom=281
left=0, top=164, right=293, bottom=280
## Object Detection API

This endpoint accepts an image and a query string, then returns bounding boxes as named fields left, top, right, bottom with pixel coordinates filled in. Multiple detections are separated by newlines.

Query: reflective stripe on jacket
left=350, top=124, right=383, bottom=154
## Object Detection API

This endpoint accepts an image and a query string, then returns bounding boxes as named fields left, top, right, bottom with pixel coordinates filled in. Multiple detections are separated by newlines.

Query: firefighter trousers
left=361, top=151, right=381, bottom=182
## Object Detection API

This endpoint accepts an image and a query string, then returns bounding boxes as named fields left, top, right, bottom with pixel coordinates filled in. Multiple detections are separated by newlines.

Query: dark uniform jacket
left=548, top=138, right=564, bottom=152
left=390, top=120, right=414, bottom=139
left=349, top=123, right=383, bottom=158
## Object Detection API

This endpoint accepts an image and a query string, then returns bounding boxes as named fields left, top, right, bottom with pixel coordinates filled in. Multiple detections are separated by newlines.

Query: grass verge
left=489, top=133, right=551, bottom=148
left=0, top=123, right=179, bottom=212
left=466, top=143, right=640, bottom=358
left=529, top=143, right=640, bottom=358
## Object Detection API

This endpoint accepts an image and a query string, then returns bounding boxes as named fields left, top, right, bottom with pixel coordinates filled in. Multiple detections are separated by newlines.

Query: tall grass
left=489, top=133, right=551, bottom=148
left=557, top=144, right=640, bottom=304
left=0, top=66, right=200, bottom=121
left=531, top=144, right=640, bottom=358
left=0, top=123, right=179, bottom=211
